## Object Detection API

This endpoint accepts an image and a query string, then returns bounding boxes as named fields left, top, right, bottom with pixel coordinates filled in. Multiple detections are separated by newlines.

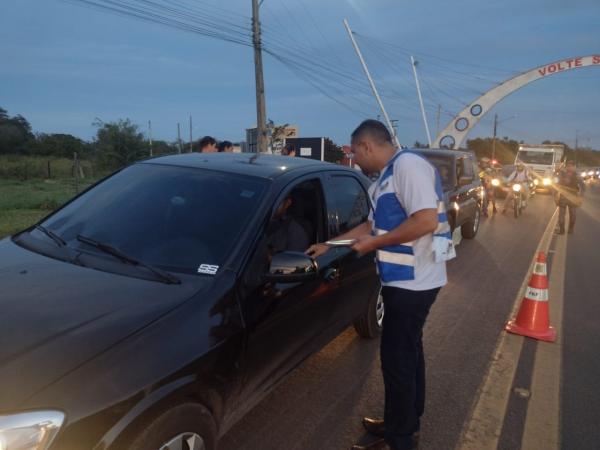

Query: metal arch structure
left=433, top=55, right=600, bottom=149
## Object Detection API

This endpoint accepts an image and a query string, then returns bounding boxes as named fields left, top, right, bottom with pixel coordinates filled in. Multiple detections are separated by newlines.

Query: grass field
left=0, top=177, right=97, bottom=239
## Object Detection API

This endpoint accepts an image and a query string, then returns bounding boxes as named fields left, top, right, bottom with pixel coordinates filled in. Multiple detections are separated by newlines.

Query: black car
left=0, top=154, right=381, bottom=450
left=414, top=148, right=483, bottom=239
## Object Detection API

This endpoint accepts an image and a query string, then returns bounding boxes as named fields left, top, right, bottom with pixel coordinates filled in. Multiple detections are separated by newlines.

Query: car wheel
left=461, top=206, right=480, bottom=239
left=127, top=403, right=217, bottom=450
left=353, top=283, right=383, bottom=339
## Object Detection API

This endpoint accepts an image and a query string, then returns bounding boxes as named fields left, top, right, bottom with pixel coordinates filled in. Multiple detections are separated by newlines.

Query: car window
left=39, top=164, right=268, bottom=274
left=421, top=155, right=454, bottom=189
left=327, top=175, right=370, bottom=234
left=462, top=157, right=474, bottom=180
left=267, top=179, right=324, bottom=254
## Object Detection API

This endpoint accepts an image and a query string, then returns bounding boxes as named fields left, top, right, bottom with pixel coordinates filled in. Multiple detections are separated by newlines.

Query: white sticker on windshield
left=198, top=264, right=219, bottom=275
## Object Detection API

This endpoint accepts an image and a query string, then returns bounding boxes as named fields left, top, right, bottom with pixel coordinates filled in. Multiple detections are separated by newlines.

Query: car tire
left=461, top=206, right=480, bottom=239
left=127, top=403, right=217, bottom=450
left=353, top=283, right=383, bottom=339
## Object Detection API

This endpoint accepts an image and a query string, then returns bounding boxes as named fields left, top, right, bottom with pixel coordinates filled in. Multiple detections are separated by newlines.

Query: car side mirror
left=458, top=176, right=472, bottom=187
left=264, top=251, right=318, bottom=283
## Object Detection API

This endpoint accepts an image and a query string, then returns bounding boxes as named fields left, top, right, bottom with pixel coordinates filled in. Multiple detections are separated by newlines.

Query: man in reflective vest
left=307, top=120, right=452, bottom=450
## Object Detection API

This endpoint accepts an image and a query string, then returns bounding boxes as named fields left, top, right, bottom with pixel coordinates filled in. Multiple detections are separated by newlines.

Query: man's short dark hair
left=199, top=136, right=217, bottom=150
left=218, top=140, right=233, bottom=152
left=282, top=143, right=296, bottom=155
left=351, top=119, right=392, bottom=145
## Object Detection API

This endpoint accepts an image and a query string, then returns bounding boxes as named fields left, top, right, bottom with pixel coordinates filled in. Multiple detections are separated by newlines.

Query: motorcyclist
left=502, top=161, right=531, bottom=213
left=478, top=157, right=497, bottom=216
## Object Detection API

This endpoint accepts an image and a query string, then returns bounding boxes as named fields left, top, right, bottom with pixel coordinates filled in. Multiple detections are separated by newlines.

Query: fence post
left=47, top=160, right=52, bottom=179
left=73, top=152, right=79, bottom=193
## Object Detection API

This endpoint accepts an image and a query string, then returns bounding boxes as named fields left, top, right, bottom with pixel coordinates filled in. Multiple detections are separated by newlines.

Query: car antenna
left=249, top=153, right=260, bottom=164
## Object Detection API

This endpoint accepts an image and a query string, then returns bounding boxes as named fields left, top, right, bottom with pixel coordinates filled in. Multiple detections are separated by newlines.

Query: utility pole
left=411, top=56, right=432, bottom=147
left=390, top=119, right=399, bottom=139
left=252, top=0, right=268, bottom=153
left=575, top=129, right=579, bottom=163
left=148, top=120, right=153, bottom=157
left=189, top=115, right=193, bottom=152
left=344, top=19, right=401, bottom=148
left=177, top=122, right=182, bottom=154
left=492, top=113, right=498, bottom=161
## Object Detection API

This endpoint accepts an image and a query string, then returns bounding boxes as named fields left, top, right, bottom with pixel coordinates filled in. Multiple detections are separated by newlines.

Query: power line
left=62, top=0, right=253, bottom=47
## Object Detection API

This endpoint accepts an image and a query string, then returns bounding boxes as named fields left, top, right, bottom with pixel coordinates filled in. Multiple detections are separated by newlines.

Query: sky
left=1, top=0, right=599, bottom=149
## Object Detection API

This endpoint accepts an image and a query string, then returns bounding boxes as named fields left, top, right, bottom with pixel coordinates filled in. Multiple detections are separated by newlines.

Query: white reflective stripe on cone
left=377, top=250, right=415, bottom=266
left=525, top=286, right=549, bottom=301
left=533, top=263, right=548, bottom=276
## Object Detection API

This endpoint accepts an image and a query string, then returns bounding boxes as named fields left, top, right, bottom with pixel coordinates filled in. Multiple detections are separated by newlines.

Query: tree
left=0, top=107, right=35, bottom=155
left=94, top=119, right=148, bottom=170
left=267, top=120, right=296, bottom=154
left=324, top=138, right=344, bottom=163
left=33, top=133, right=88, bottom=158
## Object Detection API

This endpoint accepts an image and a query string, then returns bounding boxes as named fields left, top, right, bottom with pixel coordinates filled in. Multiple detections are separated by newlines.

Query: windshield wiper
left=76, top=234, right=181, bottom=285
left=35, top=225, right=67, bottom=247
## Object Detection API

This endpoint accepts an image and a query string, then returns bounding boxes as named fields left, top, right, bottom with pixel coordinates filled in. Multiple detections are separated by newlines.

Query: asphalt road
left=562, top=181, right=600, bottom=450
left=219, top=191, right=559, bottom=450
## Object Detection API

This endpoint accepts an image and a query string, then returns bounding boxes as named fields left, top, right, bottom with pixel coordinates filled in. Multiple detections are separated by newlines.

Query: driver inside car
left=267, top=194, right=311, bottom=257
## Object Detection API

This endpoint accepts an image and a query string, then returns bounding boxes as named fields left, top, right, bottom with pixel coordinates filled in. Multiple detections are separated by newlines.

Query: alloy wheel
left=159, top=432, right=205, bottom=450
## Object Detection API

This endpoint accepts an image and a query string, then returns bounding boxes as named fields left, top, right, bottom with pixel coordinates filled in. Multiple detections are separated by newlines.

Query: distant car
left=0, top=153, right=381, bottom=450
left=414, top=148, right=483, bottom=239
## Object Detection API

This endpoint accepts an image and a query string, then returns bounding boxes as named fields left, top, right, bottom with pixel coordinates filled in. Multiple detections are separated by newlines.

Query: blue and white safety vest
left=371, top=150, right=452, bottom=283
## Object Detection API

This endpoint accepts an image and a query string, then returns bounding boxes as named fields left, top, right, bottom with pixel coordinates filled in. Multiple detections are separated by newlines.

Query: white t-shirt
left=368, top=152, right=447, bottom=291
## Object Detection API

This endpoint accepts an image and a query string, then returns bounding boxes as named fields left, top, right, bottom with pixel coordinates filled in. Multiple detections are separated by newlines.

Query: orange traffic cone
left=505, top=252, right=556, bottom=342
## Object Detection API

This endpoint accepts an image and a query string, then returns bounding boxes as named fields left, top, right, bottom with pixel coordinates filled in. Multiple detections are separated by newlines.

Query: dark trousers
left=558, top=197, right=576, bottom=231
left=381, top=286, right=440, bottom=450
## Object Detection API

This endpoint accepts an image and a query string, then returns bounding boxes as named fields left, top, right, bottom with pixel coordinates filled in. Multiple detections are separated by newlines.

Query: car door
left=237, top=175, right=346, bottom=400
left=455, top=156, right=477, bottom=226
left=322, top=172, right=379, bottom=329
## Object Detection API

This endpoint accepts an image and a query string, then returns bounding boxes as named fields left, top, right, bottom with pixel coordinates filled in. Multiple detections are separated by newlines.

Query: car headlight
left=0, top=411, right=64, bottom=450
left=491, top=178, right=500, bottom=187
left=533, top=179, right=539, bottom=185
left=512, top=184, right=522, bottom=192
left=543, top=178, right=552, bottom=186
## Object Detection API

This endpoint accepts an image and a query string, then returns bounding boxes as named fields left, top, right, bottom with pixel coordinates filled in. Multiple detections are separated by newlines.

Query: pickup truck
left=414, top=148, right=484, bottom=239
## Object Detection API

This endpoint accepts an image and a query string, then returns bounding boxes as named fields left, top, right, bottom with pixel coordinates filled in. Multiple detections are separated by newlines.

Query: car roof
left=411, top=148, right=475, bottom=158
left=139, top=152, right=356, bottom=179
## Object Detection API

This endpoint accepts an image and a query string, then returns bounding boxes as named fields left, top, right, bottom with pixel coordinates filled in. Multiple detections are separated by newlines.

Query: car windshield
left=421, top=155, right=454, bottom=189
left=38, top=163, right=268, bottom=274
left=516, top=151, right=554, bottom=165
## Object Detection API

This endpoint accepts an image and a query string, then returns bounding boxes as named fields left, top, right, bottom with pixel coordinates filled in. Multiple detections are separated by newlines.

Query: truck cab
left=515, top=144, right=564, bottom=192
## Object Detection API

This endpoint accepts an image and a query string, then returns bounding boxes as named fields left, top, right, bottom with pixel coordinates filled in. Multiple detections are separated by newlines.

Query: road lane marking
left=456, top=209, right=558, bottom=450
left=520, top=231, right=566, bottom=450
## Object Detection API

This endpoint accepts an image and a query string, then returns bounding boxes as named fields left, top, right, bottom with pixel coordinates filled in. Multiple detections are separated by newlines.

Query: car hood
left=0, top=238, right=209, bottom=410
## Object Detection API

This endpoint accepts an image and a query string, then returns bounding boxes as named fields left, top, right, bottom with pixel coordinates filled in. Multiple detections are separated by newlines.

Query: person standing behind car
left=555, top=160, right=584, bottom=235
left=281, top=143, right=297, bottom=157
left=218, top=140, right=234, bottom=153
left=307, top=119, right=453, bottom=450
left=198, top=136, right=217, bottom=153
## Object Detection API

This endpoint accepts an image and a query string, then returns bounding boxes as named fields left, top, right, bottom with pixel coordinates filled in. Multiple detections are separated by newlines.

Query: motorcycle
left=508, top=182, right=525, bottom=218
